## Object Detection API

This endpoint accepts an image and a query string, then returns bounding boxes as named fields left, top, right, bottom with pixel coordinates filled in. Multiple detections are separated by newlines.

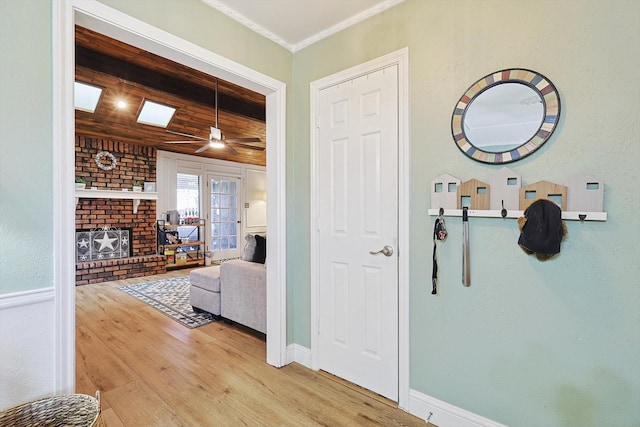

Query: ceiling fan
left=164, top=78, right=263, bottom=155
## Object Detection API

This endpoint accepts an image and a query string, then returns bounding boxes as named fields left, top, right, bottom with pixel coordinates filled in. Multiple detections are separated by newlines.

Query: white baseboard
left=285, top=343, right=505, bottom=426
left=286, top=343, right=312, bottom=368
left=408, top=389, right=508, bottom=427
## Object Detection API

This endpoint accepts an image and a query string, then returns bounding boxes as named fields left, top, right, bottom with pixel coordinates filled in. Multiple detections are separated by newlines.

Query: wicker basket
left=0, top=391, right=101, bottom=427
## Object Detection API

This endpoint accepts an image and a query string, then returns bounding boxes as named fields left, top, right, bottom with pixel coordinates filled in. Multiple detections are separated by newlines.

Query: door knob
left=369, top=245, right=393, bottom=257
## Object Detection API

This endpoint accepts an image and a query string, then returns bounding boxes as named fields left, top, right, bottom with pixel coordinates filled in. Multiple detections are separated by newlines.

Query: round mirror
left=451, top=69, right=560, bottom=164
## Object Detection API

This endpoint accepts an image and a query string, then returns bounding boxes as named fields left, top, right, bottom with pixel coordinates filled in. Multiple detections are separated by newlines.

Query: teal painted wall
left=0, top=0, right=53, bottom=294
left=291, top=0, right=640, bottom=426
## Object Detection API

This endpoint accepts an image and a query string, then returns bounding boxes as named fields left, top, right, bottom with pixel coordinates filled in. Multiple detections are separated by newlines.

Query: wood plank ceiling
left=75, top=26, right=266, bottom=166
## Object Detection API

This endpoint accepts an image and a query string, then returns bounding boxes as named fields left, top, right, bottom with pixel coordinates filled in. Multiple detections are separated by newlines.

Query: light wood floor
left=76, top=269, right=429, bottom=426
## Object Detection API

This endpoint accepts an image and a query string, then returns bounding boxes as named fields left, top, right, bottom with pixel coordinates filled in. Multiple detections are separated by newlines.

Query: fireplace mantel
left=76, top=189, right=158, bottom=213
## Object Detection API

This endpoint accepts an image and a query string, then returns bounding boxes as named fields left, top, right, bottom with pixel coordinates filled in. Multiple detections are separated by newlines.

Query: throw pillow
left=243, top=234, right=257, bottom=261
left=252, top=235, right=266, bottom=264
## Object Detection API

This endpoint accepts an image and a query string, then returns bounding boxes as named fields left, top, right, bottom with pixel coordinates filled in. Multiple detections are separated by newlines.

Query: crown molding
left=201, top=0, right=295, bottom=51
left=292, top=0, right=405, bottom=52
left=201, top=0, right=405, bottom=53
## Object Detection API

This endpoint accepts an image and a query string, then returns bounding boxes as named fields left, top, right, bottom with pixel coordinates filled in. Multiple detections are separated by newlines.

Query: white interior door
left=317, top=65, right=399, bottom=401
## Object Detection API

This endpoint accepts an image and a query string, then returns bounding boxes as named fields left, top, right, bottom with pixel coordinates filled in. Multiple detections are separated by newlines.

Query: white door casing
left=314, top=61, right=403, bottom=402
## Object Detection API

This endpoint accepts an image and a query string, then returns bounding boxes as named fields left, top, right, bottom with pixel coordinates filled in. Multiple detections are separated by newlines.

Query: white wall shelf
left=427, top=208, right=607, bottom=222
left=75, top=189, right=158, bottom=213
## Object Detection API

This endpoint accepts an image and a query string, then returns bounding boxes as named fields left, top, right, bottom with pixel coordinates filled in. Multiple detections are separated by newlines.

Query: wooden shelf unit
left=161, top=241, right=205, bottom=249
left=157, top=219, right=206, bottom=269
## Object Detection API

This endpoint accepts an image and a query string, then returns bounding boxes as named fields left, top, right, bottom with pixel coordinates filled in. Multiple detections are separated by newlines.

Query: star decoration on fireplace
left=94, top=232, right=118, bottom=251
left=75, top=227, right=130, bottom=262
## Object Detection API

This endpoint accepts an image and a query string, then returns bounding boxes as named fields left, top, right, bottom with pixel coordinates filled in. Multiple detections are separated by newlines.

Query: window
left=210, top=177, right=239, bottom=253
left=74, top=81, right=103, bottom=113
left=177, top=172, right=200, bottom=222
left=137, top=100, right=176, bottom=127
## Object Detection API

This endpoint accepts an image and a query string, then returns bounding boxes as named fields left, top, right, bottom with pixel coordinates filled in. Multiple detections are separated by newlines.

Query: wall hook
left=501, top=200, right=507, bottom=218
left=579, top=214, right=587, bottom=221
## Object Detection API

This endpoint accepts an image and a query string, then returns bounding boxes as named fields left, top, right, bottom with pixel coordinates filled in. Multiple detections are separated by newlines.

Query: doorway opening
left=53, top=1, right=288, bottom=392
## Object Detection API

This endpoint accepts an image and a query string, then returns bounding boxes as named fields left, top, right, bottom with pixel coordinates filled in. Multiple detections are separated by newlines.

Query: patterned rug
left=119, top=276, right=216, bottom=328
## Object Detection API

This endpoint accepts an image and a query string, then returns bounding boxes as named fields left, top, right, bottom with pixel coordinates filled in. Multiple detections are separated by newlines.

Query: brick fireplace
left=75, top=136, right=165, bottom=285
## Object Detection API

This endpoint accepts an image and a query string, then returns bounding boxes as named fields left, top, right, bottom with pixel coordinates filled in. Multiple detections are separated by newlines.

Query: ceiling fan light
left=209, top=127, right=222, bottom=140
left=210, top=141, right=225, bottom=149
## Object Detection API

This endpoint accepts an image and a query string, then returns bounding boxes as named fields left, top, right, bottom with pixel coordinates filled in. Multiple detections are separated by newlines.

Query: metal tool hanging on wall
left=431, top=208, right=448, bottom=294
left=462, top=207, right=471, bottom=287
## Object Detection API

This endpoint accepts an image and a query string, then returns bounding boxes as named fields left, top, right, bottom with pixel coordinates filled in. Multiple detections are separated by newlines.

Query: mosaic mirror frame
left=451, top=68, right=561, bottom=164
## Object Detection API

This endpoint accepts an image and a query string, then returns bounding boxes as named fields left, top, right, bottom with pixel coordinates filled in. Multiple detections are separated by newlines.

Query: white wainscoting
left=289, top=344, right=507, bottom=427
left=0, top=287, right=56, bottom=410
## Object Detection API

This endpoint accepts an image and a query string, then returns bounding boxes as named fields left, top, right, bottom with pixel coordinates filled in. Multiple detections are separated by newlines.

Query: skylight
left=137, top=100, right=176, bottom=128
left=74, top=81, right=103, bottom=113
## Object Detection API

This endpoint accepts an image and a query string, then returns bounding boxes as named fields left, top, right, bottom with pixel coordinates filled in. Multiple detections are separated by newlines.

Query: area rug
left=119, top=276, right=215, bottom=328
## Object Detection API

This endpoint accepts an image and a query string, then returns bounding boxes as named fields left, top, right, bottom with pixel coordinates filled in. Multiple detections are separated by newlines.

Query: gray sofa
left=221, top=259, right=266, bottom=334
left=189, top=259, right=266, bottom=334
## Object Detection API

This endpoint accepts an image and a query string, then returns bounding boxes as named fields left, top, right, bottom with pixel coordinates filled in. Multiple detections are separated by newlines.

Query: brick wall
left=76, top=256, right=166, bottom=285
left=75, top=136, right=156, bottom=189
left=75, top=136, right=165, bottom=285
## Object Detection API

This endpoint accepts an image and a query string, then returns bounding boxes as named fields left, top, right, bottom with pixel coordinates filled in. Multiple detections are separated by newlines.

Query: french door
left=207, top=174, right=242, bottom=261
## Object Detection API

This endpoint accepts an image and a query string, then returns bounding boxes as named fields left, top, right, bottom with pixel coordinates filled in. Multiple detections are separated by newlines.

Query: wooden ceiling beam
left=75, top=45, right=266, bottom=121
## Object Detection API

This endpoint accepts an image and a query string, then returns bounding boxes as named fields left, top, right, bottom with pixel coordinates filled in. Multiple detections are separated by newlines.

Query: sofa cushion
left=242, top=234, right=257, bottom=261
left=252, top=235, right=266, bottom=263
left=189, top=266, right=221, bottom=293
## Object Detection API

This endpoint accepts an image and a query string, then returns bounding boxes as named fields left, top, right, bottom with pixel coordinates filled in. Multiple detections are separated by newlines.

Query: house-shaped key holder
left=457, top=178, right=490, bottom=210
left=566, top=174, right=605, bottom=212
left=520, top=180, right=567, bottom=211
left=431, top=173, right=461, bottom=210
left=489, top=167, right=521, bottom=211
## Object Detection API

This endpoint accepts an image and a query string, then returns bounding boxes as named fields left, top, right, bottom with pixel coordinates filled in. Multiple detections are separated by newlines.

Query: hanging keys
left=432, top=209, right=448, bottom=295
